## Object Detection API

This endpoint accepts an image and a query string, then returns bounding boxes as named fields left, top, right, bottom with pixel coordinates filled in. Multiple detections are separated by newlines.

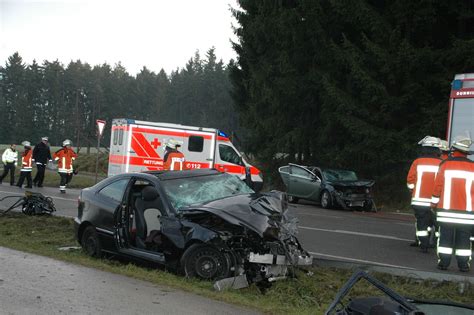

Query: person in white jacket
left=0, top=144, right=18, bottom=185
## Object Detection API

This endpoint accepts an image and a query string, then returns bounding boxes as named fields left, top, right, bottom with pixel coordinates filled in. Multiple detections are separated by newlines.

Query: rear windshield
left=323, top=169, right=358, bottom=181
left=160, top=173, right=254, bottom=210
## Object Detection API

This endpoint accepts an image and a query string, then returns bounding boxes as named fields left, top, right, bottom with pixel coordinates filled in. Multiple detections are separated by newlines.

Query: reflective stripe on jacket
left=53, top=148, right=77, bottom=173
left=163, top=151, right=186, bottom=171
left=21, top=149, right=33, bottom=172
left=407, top=157, right=442, bottom=207
left=432, top=151, right=474, bottom=224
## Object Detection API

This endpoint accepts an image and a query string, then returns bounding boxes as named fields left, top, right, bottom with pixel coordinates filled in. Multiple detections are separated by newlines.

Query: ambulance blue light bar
left=218, top=130, right=228, bottom=138
left=452, top=80, right=463, bottom=90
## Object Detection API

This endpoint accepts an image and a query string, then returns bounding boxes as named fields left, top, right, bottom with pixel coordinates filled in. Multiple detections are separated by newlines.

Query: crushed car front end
left=178, top=191, right=313, bottom=290
left=328, top=180, right=375, bottom=210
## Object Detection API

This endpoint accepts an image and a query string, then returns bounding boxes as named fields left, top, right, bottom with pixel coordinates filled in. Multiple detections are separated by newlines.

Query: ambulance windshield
left=451, top=98, right=474, bottom=160
left=161, top=173, right=254, bottom=210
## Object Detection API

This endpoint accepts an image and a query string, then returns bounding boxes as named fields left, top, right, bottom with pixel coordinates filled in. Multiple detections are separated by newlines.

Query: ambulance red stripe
left=133, top=126, right=213, bottom=140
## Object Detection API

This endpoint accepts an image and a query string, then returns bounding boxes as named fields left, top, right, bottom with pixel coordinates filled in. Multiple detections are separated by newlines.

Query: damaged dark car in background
left=279, top=164, right=375, bottom=211
left=75, top=169, right=312, bottom=290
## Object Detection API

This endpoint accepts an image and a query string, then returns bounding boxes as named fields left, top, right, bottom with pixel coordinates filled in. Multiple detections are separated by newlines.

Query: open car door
left=113, top=177, right=166, bottom=264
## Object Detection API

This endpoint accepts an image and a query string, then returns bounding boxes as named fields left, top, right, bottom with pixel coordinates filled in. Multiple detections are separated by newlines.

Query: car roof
left=145, top=168, right=221, bottom=180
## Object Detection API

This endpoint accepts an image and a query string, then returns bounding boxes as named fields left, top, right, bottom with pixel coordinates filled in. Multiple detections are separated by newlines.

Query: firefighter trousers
left=59, top=172, right=73, bottom=192
left=17, top=171, right=32, bottom=188
left=33, top=163, right=46, bottom=186
left=437, top=222, right=472, bottom=270
left=0, top=162, right=16, bottom=185
left=413, top=206, right=435, bottom=249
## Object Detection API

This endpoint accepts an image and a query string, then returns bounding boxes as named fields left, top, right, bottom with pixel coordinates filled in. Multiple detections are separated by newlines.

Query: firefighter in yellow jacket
left=53, top=139, right=77, bottom=193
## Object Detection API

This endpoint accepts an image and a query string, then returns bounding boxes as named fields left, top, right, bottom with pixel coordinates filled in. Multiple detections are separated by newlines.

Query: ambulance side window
left=219, top=144, right=243, bottom=166
left=113, top=129, right=118, bottom=145
left=188, top=136, right=204, bottom=152
left=118, top=129, right=123, bottom=145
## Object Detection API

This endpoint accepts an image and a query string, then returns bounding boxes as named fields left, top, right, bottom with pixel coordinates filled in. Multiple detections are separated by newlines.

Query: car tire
left=320, top=190, right=332, bottom=209
left=81, top=226, right=102, bottom=258
left=364, top=200, right=376, bottom=212
left=181, top=244, right=231, bottom=280
left=288, top=195, right=299, bottom=204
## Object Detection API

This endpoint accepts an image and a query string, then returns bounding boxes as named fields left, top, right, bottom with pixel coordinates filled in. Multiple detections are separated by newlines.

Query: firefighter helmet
left=41, top=136, right=49, bottom=142
left=166, top=139, right=183, bottom=150
left=439, top=140, right=449, bottom=152
left=62, top=139, right=72, bottom=146
left=418, top=136, right=441, bottom=147
left=22, top=141, right=31, bottom=147
left=451, top=135, right=472, bottom=153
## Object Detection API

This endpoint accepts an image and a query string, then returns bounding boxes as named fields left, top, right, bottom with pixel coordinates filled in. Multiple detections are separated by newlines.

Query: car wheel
left=288, top=195, right=299, bottom=204
left=81, top=226, right=102, bottom=257
left=182, top=244, right=231, bottom=280
left=320, top=190, right=332, bottom=209
left=364, top=200, right=376, bottom=212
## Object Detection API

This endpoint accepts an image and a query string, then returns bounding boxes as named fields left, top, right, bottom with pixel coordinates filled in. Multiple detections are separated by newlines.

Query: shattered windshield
left=323, top=169, right=358, bottom=181
left=160, top=173, right=254, bottom=210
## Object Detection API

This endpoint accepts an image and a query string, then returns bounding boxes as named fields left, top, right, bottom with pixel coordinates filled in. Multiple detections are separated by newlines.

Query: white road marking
left=295, top=212, right=343, bottom=219
left=0, top=189, right=77, bottom=202
left=309, top=251, right=415, bottom=269
left=299, top=226, right=413, bottom=242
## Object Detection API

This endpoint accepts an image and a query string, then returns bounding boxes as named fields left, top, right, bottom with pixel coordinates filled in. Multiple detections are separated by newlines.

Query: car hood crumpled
left=328, top=180, right=375, bottom=188
left=184, top=191, right=297, bottom=239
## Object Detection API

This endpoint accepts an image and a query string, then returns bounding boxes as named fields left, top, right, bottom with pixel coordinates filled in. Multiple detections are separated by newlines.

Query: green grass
left=0, top=213, right=472, bottom=314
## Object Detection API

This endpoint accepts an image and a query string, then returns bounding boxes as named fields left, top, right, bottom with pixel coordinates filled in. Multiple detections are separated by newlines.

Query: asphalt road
left=0, top=247, right=259, bottom=315
left=1, top=183, right=473, bottom=277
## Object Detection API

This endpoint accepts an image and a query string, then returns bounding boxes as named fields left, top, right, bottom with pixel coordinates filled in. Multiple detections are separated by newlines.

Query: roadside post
left=95, top=119, right=106, bottom=184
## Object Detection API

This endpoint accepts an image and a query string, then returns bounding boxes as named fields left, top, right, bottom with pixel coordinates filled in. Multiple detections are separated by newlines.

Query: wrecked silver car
left=74, top=169, right=312, bottom=290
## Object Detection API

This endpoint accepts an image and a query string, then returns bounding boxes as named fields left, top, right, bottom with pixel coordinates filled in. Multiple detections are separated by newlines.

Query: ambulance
left=108, top=118, right=263, bottom=189
left=447, top=73, right=474, bottom=160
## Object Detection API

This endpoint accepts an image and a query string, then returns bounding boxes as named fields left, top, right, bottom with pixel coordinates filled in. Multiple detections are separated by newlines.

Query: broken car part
left=0, top=191, right=56, bottom=216
left=325, top=270, right=474, bottom=315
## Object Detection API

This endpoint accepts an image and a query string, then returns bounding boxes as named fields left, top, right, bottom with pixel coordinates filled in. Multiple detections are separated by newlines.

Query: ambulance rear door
left=108, top=119, right=130, bottom=177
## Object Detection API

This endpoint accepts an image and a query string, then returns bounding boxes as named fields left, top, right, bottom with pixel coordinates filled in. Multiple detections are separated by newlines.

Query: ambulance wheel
left=320, top=190, right=332, bottom=209
left=288, top=195, right=299, bottom=204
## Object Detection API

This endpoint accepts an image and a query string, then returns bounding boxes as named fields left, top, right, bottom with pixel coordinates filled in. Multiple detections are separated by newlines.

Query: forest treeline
left=2, top=0, right=474, bottom=185
left=0, top=48, right=237, bottom=149
left=230, top=0, right=474, bottom=181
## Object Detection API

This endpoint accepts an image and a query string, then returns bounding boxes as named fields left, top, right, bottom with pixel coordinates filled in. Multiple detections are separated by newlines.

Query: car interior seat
left=134, top=186, right=162, bottom=248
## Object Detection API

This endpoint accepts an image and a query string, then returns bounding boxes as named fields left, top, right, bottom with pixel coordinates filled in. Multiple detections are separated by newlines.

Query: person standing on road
left=16, top=141, right=33, bottom=189
left=407, top=136, right=442, bottom=252
left=53, top=139, right=77, bottom=193
left=0, top=144, right=18, bottom=185
left=431, top=135, right=474, bottom=272
left=32, top=137, right=52, bottom=187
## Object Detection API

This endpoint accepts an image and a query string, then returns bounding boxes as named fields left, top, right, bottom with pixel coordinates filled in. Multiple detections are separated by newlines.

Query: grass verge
left=0, top=213, right=473, bottom=314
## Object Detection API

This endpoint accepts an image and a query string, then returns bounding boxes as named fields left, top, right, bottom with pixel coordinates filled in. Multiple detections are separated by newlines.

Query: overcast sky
left=0, top=0, right=239, bottom=75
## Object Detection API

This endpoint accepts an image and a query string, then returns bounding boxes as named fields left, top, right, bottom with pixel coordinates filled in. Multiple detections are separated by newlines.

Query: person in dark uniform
left=32, top=137, right=52, bottom=187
